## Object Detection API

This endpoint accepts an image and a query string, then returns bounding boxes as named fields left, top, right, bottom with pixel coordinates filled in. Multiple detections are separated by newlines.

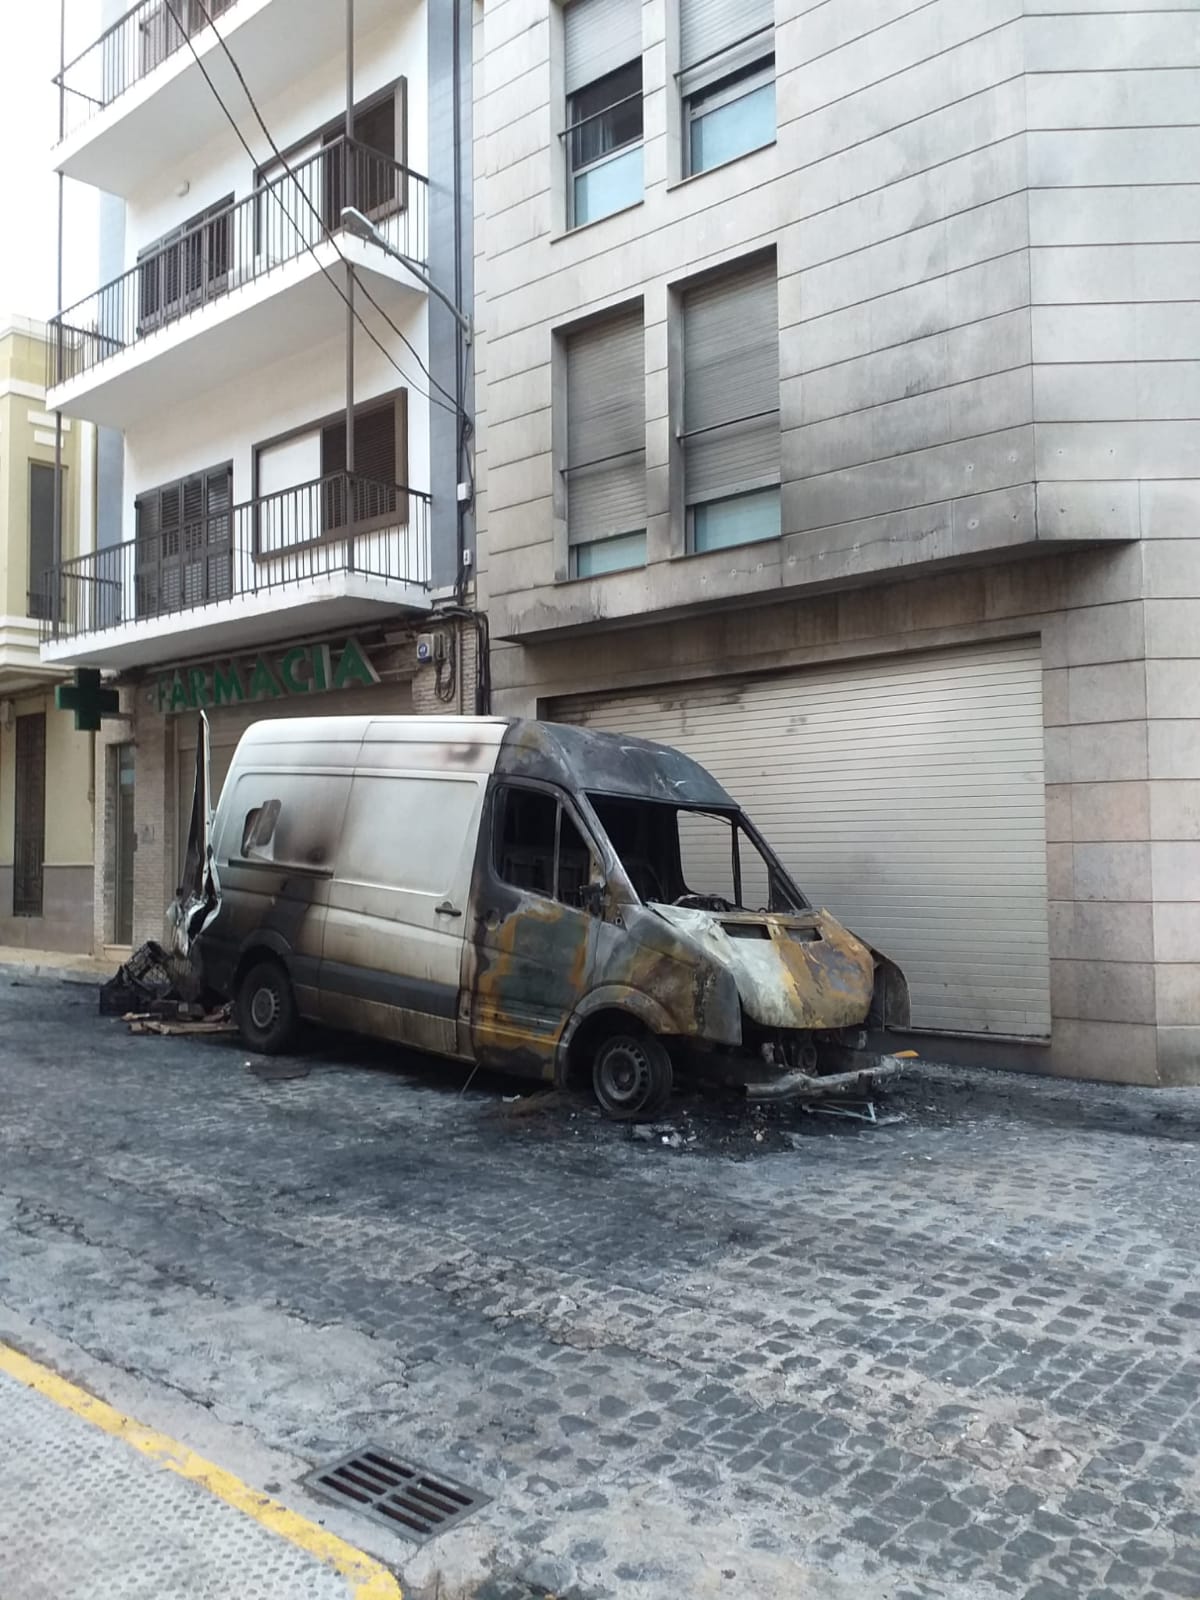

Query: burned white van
left=182, top=715, right=910, bottom=1117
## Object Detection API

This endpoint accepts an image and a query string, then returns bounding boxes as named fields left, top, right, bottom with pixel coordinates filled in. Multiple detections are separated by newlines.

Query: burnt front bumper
left=745, top=1054, right=911, bottom=1104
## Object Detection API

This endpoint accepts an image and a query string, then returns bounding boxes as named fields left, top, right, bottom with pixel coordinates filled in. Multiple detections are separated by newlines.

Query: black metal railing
left=38, top=472, right=431, bottom=644
left=55, top=0, right=239, bottom=137
left=48, top=137, right=428, bottom=390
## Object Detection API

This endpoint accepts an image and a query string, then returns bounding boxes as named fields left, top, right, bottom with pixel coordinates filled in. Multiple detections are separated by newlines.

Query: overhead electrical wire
left=160, top=0, right=459, bottom=418
left=164, top=0, right=489, bottom=711
left=187, top=0, right=460, bottom=414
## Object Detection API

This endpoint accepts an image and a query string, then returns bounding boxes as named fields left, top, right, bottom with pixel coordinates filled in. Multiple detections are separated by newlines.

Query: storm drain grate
left=303, top=1445, right=489, bottom=1545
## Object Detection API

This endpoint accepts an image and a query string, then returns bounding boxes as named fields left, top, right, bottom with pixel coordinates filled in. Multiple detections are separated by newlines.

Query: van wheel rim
left=597, top=1041, right=652, bottom=1111
left=250, top=984, right=280, bottom=1032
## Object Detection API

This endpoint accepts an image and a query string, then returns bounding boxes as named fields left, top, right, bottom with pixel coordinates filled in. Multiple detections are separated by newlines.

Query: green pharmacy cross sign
left=155, top=636, right=379, bottom=716
left=56, top=669, right=121, bottom=732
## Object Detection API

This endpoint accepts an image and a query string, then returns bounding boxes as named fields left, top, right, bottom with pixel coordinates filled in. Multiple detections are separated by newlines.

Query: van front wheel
left=592, top=1031, right=673, bottom=1120
left=236, top=959, right=298, bottom=1055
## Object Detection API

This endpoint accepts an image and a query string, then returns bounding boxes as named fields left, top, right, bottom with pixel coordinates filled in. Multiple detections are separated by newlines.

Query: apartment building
left=474, top=0, right=1200, bottom=1086
left=0, top=317, right=97, bottom=953
left=42, top=0, right=476, bottom=954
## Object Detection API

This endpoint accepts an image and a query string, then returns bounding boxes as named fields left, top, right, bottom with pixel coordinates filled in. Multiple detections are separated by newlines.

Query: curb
left=0, top=1340, right=403, bottom=1599
left=0, top=961, right=107, bottom=989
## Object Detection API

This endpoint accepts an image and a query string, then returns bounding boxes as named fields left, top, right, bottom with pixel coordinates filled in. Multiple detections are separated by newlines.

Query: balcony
left=47, top=138, right=427, bottom=427
left=55, top=0, right=403, bottom=195
left=38, top=471, right=432, bottom=670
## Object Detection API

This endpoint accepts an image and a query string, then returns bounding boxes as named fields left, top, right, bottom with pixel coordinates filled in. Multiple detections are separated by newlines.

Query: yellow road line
left=0, top=1340, right=401, bottom=1600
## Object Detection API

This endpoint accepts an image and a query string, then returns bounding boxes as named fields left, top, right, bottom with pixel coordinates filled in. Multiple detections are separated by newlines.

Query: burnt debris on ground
left=487, top=1082, right=904, bottom=1156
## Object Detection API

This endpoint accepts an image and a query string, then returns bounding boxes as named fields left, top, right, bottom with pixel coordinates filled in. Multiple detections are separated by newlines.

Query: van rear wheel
left=236, top=959, right=297, bottom=1055
left=592, top=1031, right=673, bottom=1120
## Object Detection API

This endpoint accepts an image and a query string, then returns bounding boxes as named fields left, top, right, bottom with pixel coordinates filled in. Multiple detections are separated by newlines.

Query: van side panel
left=319, top=768, right=488, bottom=1058
left=203, top=766, right=352, bottom=1012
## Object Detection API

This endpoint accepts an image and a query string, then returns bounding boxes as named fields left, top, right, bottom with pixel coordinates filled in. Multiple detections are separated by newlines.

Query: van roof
left=230, top=714, right=734, bottom=807
left=502, top=719, right=734, bottom=808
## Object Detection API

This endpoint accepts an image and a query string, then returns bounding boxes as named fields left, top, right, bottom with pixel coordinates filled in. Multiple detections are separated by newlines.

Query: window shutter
left=205, top=467, right=233, bottom=599
left=28, top=465, right=56, bottom=609
left=564, top=0, right=643, bottom=94
left=159, top=483, right=182, bottom=556
left=679, top=0, right=774, bottom=72
left=321, top=402, right=400, bottom=483
left=355, top=403, right=398, bottom=484
left=136, top=488, right=161, bottom=538
left=683, top=256, right=779, bottom=505
left=566, top=307, right=645, bottom=547
left=322, top=417, right=347, bottom=477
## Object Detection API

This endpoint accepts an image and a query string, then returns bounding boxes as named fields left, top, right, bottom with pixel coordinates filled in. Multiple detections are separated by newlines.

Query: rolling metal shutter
left=553, top=640, right=1051, bottom=1038
left=680, top=0, right=775, bottom=73
left=566, top=307, right=646, bottom=548
left=564, top=0, right=643, bottom=94
left=683, top=258, right=779, bottom=506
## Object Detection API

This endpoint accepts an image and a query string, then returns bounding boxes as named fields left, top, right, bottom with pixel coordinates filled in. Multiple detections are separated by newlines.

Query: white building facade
left=474, top=0, right=1200, bottom=1086
left=44, top=0, right=477, bottom=952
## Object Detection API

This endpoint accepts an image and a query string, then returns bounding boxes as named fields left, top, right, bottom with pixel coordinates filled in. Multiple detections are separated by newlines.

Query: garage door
left=175, top=683, right=413, bottom=879
left=552, top=641, right=1050, bottom=1037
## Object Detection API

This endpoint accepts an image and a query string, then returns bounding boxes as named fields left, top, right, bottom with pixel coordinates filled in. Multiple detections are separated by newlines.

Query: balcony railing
left=48, top=137, right=428, bottom=391
left=55, top=0, right=239, bottom=138
left=38, top=472, right=431, bottom=645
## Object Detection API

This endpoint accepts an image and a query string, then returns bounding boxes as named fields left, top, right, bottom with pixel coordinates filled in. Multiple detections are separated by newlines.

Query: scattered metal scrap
left=99, top=940, right=201, bottom=1017
left=123, top=997, right=235, bottom=1037
left=745, top=1049, right=920, bottom=1104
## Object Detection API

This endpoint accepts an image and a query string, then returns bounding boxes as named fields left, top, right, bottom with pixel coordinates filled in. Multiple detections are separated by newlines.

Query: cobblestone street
left=2, top=978, right=1200, bottom=1599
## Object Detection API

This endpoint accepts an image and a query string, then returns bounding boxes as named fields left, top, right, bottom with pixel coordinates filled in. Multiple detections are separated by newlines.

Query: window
left=679, top=0, right=775, bottom=175
left=320, top=88, right=405, bottom=231
left=135, top=463, right=233, bottom=617
left=28, top=462, right=58, bottom=620
left=255, top=84, right=406, bottom=257
left=680, top=255, right=780, bottom=552
left=494, top=787, right=597, bottom=909
left=319, top=395, right=408, bottom=532
left=13, top=713, right=46, bottom=919
left=564, top=0, right=644, bottom=226
left=137, top=195, right=233, bottom=332
left=564, top=306, right=646, bottom=578
left=218, top=772, right=351, bottom=871
left=588, top=795, right=802, bottom=912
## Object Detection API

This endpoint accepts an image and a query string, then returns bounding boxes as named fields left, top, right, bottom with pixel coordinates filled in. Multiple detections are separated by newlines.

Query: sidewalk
left=0, top=944, right=114, bottom=986
left=0, top=1347, right=400, bottom=1600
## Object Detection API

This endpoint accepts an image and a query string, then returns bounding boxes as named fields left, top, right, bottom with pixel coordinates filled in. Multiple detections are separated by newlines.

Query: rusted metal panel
left=651, top=906, right=877, bottom=1032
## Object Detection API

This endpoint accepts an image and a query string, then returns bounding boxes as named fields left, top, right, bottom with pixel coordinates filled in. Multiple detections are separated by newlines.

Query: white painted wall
left=108, top=2, right=432, bottom=543
left=123, top=9, right=428, bottom=266
left=121, top=300, right=431, bottom=537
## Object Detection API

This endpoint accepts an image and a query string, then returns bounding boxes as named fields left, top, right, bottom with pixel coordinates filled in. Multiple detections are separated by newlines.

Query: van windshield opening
left=587, top=795, right=805, bottom=914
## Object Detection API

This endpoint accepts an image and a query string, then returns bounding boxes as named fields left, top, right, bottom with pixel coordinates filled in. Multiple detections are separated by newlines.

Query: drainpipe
left=344, top=0, right=355, bottom=570
left=52, top=0, right=66, bottom=632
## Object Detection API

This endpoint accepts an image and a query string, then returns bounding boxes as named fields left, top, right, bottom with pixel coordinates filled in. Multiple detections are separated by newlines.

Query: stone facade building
left=473, top=0, right=1200, bottom=1084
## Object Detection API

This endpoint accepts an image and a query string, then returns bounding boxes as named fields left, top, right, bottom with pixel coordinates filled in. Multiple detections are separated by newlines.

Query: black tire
left=236, top=959, right=298, bottom=1055
left=592, top=1031, right=673, bottom=1121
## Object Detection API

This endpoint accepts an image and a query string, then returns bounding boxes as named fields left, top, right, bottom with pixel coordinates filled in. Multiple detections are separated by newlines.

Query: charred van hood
left=650, top=905, right=877, bottom=1031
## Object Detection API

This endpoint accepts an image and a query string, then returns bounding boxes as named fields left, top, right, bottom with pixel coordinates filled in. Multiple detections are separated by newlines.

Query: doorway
left=13, top=713, right=46, bottom=918
left=114, top=745, right=135, bottom=947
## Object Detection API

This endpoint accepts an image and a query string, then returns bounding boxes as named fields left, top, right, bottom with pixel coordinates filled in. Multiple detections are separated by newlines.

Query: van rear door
left=319, top=769, right=486, bottom=1057
left=171, top=711, right=220, bottom=956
